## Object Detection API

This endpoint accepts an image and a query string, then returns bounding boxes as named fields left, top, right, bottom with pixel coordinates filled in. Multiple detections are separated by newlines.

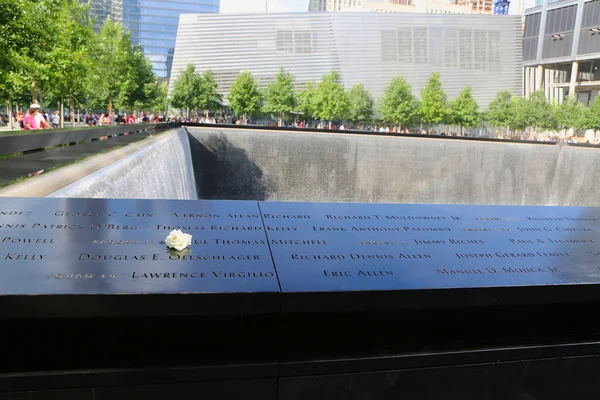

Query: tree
left=313, top=71, right=349, bottom=127
left=227, top=71, right=262, bottom=124
left=47, top=0, right=95, bottom=127
left=347, top=84, right=373, bottom=128
left=551, top=97, right=584, bottom=138
left=145, top=81, right=168, bottom=115
left=506, top=96, right=529, bottom=133
left=526, top=90, right=555, bottom=134
left=419, top=72, right=448, bottom=129
left=262, top=68, right=296, bottom=126
left=170, top=64, right=202, bottom=118
left=378, top=76, right=417, bottom=131
left=1, top=0, right=69, bottom=119
left=198, top=69, right=222, bottom=117
left=485, top=90, right=513, bottom=135
left=580, top=97, right=600, bottom=137
left=128, top=47, right=159, bottom=111
left=92, top=18, right=159, bottom=115
left=449, top=86, right=480, bottom=134
left=298, top=81, right=318, bottom=121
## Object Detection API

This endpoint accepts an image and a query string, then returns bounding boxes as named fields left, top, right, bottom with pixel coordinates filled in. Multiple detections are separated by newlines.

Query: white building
left=170, top=12, right=522, bottom=108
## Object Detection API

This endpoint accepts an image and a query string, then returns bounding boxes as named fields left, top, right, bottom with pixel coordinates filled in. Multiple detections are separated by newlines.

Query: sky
left=220, top=0, right=310, bottom=13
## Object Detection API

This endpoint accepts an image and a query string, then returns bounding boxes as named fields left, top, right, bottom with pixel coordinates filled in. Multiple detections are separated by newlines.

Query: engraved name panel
left=258, top=202, right=600, bottom=292
left=0, top=197, right=279, bottom=294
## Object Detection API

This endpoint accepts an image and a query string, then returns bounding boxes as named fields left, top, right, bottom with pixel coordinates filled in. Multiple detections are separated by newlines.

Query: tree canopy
left=554, top=96, right=585, bottom=132
left=347, top=84, right=374, bottom=127
left=1, top=2, right=163, bottom=125
left=198, top=69, right=222, bottom=116
left=227, top=71, right=262, bottom=123
left=378, top=76, right=417, bottom=130
left=313, top=71, right=349, bottom=125
left=419, top=72, right=448, bottom=127
left=262, top=68, right=296, bottom=126
left=170, top=64, right=202, bottom=117
left=449, top=86, right=480, bottom=133
left=298, top=81, right=318, bottom=121
left=580, top=96, right=600, bottom=133
left=485, top=90, right=513, bottom=129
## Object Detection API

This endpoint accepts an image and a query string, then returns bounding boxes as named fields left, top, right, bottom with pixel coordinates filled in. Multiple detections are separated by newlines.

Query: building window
left=277, top=29, right=313, bottom=53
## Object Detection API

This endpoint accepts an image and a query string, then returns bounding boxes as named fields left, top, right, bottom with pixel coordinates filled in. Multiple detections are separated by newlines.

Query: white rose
left=165, top=229, right=192, bottom=251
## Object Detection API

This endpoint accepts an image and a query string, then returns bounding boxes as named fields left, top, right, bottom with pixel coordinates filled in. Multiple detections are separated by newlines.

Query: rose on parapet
left=165, top=229, right=192, bottom=251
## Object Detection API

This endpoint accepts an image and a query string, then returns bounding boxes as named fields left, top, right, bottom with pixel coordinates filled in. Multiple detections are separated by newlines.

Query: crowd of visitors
left=6, top=107, right=599, bottom=144
left=10, top=105, right=166, bottom=130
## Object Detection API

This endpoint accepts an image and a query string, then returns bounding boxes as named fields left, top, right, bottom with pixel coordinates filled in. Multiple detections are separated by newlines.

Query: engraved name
left=517, top=227, right=594, bottom=232
left=5, top=253, right=45, bottom=260
left=173, top=213, right=219, bottom=218
left=263, top=214, right=311, bottom=219
left=271, top=239, right=327, bottom=245
left=323, top=270, right=394, bottom=277
left=0, top=211, right=32, bottom=216
left=2, top=237, right=54, bottom=244
left=455, top=252, right=570, bottom=259
left=414, top=239, right=485, bottom=245
left=131, top=271, right=274, bottom=278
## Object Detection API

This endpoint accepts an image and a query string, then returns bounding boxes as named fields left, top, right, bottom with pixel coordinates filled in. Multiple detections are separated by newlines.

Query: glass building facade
left=523, top=0, right=600, bottom=104
left=87, top=0, right=220, bottom=79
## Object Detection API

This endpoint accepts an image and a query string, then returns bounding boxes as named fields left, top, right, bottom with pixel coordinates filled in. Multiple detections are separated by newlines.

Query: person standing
left=23, top=108, right=39, bottom=130
left=51, top=110, right=60, bottom=128
left=30, top=104, right=50, bottom=129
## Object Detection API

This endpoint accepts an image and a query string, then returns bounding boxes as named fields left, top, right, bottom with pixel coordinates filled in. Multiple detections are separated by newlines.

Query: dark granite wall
left=186, top=127, right=600, bottom=206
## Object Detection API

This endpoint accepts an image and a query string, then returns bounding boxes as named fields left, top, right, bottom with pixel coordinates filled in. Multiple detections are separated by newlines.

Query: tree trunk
left=70, top=93, right=75, bottom=128
left=186, top=107, right=189, bottom=119
left=279, top=112, right=283, bottom=127
left=31, top=80, right=38, bottom=104
left=109, top=94, right=113, bottom=118
left=60, top=97, right=64, bottom=128
left=8, top=98, right=13, bottom=130
left=244, top=112, right=247, bottom=125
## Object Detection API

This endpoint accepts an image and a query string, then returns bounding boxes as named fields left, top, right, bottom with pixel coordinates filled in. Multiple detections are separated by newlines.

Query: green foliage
left=506, top=96, right=529, bottom=132
left=198, top=69, right=222, bottom=114
left=485, top=90, right=513, bottom=128
left=347, top=84, right=373, bottom=126
left=554, top=96, right=585, bottom=132
left=0, top=0, right=69, bottom=103
left=262, top=68, right=296, bottom=125
left=129, top=48, right=158, bottom=111
left=47, top=0, right=96, bottom=125
left=313, top=71, right=349, bottom=123
left=581, top=96, right=600, bottom=132
left=298, top=81, right=317, bottom=120
left=527, top=91, right=556, bottom=131
left=227, top=71, right=262, bottom=122
left=378, top=76, right=417, bottom=129
left=449, top=86, right=480, bottom=131
left=145, top=81, right=169, bottom=113
left=170, top=64, right=202, bottom=115
left=1, top=4, right=163, bottom=121
left=419, top=72, right=448, bottom=126
left=93, top=20, right=159, bottom=112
